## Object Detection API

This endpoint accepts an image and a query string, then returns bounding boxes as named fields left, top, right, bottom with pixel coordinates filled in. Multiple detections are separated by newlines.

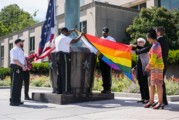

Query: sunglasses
left=138, top=41, right=143, bottom=43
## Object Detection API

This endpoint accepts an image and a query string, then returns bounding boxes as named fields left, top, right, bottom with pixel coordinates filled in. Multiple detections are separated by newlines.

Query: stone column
left=4, top=38, right=9, bottom=68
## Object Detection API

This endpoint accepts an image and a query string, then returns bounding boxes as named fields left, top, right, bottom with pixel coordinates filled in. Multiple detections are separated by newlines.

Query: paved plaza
left=0, top=88, right=179, bottom=120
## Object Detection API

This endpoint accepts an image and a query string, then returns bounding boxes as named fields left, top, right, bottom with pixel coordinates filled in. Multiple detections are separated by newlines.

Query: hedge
left=0, top=68, right=10, bottom=79
left=30, top=63, right=49, bottom=74
left=0, top=50, right=179, bottom=80
left=0, top=63, right=49, bottom=79
left=132, top=50, right=179, bottom=66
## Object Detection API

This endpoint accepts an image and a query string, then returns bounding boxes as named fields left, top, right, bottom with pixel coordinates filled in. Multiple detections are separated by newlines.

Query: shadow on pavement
left=19, top=104, right=55, bottom=109
left=75, top=98, right=179, bottom=112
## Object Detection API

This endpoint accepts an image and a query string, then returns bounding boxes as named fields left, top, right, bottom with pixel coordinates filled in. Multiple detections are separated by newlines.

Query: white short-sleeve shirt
left=55, top=34, right=72, bottom=53
left=101, top=36, right=116, bottom=42
left=10, top=46, right=25, bottom=65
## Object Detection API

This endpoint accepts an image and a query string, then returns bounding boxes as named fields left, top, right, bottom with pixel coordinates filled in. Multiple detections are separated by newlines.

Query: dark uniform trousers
left=10, top=65, right=24, bottom=103
left=99, top=59, right=111, bottom=90
left=163, top=68, right=167, bottom=104
left=138, top=75, right=149, bottom=100
left=24, top=70, right=30, bottom=98
left=55, top=52, right=67, bottom=93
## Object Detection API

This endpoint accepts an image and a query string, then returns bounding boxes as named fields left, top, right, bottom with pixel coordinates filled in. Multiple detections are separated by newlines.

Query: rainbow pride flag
left=75, top=30, right=134, bottom=83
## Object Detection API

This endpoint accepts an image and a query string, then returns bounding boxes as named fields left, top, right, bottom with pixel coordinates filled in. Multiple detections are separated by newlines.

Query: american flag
left=34, top=0, right=56, bottom=60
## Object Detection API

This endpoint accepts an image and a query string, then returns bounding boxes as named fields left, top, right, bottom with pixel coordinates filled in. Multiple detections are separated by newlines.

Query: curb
left=0, top=86, right=52, bottom=91
left=1, top=86, right=179, bottom=101
left=113, top=92, right=179, bottom=102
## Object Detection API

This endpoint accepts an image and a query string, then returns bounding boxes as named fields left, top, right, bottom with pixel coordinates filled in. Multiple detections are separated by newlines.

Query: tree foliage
left=123, top=6, right=179, bottom=50
left=0, top=4, right=39, bottom=37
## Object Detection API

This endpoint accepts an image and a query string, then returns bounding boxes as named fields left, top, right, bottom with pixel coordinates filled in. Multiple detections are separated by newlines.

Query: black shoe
left=142, top=100, right=149, bottom=104
left=155, top=101, right=168, bottom=106
left=19, top=102, right=24, bottom=105
left=137, top=99, right=144, bottom=103
left=153, top=103, right=165, bottom=109
left=101, top=90, right=111, bottom=93
left=10, top=101, right=19, bottom=106
left=56, top=91, right=61, bottom=94
left=25, top=97, right=32, bottom=100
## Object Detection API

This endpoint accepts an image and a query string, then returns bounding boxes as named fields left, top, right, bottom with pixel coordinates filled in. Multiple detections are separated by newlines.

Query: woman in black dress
left=130, top=38, right=149, bottom=104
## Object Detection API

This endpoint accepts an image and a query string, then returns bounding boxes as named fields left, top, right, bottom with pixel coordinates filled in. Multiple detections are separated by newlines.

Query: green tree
left=123, top=6, right=179, bottom=50
left=0, top=22, right=8, bottom=37
left=0, top=4, right=39, bottom=37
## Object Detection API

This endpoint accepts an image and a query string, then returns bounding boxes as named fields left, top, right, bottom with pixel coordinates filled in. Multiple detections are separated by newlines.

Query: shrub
left=122, top=83, right=140, bottom=93
left=132, top=54, right=137, bottom=67
left=30, top=63, right=49, bottom=74
left=165, top=80, right=179, bottom=95
left=0, top=68, right=10, bottom=79
left=42, top=80, right=51, bottom=87
left=30, top=79, right=44, bottom=87
left=123, top=6, right=179, bottom=50
left=167, top=50, right=179, bottom=65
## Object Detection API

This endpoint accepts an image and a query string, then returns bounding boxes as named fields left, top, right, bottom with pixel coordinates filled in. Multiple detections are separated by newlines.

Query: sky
left=0, top=0, right=48, bottom=22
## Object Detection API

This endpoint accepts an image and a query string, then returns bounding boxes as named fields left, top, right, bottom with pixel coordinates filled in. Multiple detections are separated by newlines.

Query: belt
left=56, top=51, right=68, bottom=54
left=10, top=64, right=22, bottom=69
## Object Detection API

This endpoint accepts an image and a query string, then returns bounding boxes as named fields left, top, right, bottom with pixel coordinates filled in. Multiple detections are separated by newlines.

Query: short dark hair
left=147, top=27, right=157, bottom=40
left=156, top=26, right=165, bottom=36
left=61, top=27, right=69, bottom=33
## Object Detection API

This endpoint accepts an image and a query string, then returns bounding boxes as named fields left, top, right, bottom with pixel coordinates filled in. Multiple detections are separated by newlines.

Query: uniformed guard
left=100, top=27, right=116, bottom=93
left=24, top=54, right=35, bottom=100
left=10, top=39, right=27, bottom=106
left=55, top=27, right=84, bottom=94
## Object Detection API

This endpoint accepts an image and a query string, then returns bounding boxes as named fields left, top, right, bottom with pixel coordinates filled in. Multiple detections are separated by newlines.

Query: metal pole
left=65, top=0, right=80, bottom=30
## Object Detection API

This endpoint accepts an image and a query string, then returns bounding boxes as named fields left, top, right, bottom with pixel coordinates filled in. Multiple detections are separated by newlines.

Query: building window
left=159, top=0, right=179, bottom=10
left=56, top=6, right=59, bottom=15
left=9, top=43, right=13, bottom=65
left=30, top=37, right=35, bottom=55
left=1, top=46, right=4, bottom=67
left=130, top=3, right=146, bottom=10
left=80, top=21, right=87, bottom=33
left=9, top=43, right=13, bottom=51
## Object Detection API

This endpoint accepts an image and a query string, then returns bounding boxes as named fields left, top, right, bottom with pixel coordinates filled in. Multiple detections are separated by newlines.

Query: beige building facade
left=0, top=0, right=172, bottom=68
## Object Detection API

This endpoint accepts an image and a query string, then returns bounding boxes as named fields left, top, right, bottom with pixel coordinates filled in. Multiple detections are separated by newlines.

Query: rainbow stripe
left=76, top=31, right=134, bottom=82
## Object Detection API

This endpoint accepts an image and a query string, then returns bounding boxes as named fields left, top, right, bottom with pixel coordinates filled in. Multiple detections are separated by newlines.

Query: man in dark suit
left=130, top=26, right=169, bottom=105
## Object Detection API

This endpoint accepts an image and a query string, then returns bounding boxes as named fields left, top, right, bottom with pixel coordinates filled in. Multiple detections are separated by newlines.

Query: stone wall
left=95, top=3, right=139, bottom=42
left=166, top=65, right=179, bottom=79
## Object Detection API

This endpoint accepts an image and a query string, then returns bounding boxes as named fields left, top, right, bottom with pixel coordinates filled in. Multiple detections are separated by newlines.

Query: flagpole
left=54, top=0, right=56, bottom=39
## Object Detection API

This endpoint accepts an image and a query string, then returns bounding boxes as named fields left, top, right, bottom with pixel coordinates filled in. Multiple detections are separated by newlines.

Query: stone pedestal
left=32, top=92, right=114, bottom=105
left=32, top=47, right=114, bottom=104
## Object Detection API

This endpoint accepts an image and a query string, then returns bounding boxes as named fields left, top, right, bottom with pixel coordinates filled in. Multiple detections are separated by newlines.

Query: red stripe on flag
left=50, top=34, right=54, bottom=42
left=84, top=33, right=132, bottom=52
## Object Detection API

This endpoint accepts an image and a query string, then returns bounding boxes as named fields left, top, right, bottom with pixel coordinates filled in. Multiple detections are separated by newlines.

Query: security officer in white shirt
left=55, top=27, right=84, bottom=94
left=100, top=27, right=116, bottom=93
left=10, top=39, right=27, bottom=106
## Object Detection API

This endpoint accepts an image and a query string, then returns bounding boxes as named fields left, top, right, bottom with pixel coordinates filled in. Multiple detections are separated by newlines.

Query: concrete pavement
left=0, top=88, right=179, bottom=120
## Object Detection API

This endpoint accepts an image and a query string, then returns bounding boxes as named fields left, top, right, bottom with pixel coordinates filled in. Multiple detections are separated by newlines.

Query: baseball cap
left=102, top=27, right=109, bottom=33
left=15, top=39, right=24, bottom=44
left=61, top=27, right=69, bottom=33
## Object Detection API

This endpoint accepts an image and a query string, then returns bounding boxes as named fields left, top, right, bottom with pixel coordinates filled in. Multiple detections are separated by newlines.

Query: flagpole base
left=32, top=92, right=114, bottom=105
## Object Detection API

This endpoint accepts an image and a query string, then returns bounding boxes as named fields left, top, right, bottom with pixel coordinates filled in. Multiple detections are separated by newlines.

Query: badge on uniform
left=16, top=69, right=20, bottom=74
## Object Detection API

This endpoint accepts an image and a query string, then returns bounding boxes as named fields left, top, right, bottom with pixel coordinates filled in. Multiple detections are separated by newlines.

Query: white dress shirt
left=101, top=36, right=116, bottom=42
left=10, top=46, right=25, bottom=65
left=157, top=36, right=163, bottom=40
left=55, top=34, right=72, bottom=53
